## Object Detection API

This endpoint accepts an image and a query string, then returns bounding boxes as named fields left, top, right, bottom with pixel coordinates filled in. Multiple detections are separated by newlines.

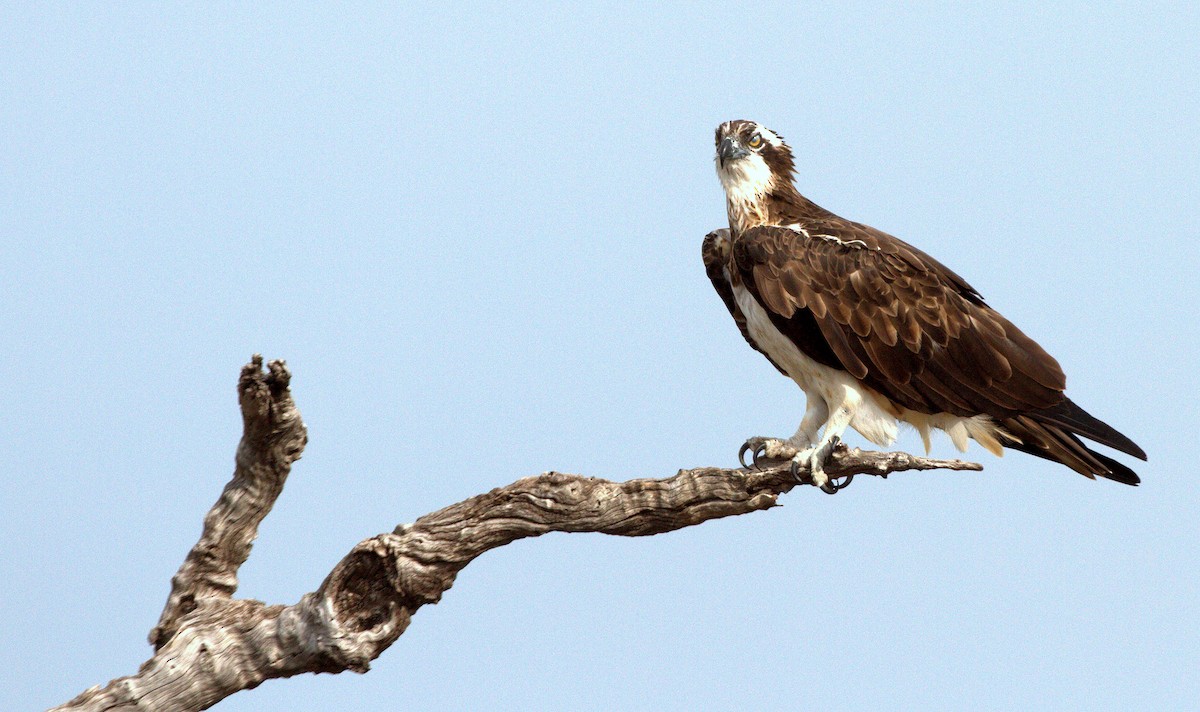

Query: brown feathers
left=709, top=120, right=1145, bottom=484
left=730, top=221, right=1068, bottom=420
left=702, top=230, right=787, bottom=377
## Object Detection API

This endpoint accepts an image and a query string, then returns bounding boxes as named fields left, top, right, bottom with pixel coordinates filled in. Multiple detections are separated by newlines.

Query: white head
left=714, top=120, right=795, bottom=230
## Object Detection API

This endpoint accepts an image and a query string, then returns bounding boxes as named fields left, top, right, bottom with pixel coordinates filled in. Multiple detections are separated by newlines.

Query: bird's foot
left=739, top=437, right=799, bottom=470
left=790, top=437, right=853, bottom=494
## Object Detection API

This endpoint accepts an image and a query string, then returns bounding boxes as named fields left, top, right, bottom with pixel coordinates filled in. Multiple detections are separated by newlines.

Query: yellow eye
left=748, top=134, right=763, bottom=149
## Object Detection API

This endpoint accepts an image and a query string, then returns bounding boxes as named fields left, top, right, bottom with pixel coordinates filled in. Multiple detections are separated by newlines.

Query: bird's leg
left=792, top=398, right=855, bottom=494
left=739, top=399, right=828, bottom=469
left=781, top=397, right=829, bottom=462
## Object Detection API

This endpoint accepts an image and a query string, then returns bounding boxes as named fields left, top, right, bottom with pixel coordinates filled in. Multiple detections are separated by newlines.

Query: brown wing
left=702, top=229, right=787, bottom=376
left=732, top=222, right=1066, bottom=419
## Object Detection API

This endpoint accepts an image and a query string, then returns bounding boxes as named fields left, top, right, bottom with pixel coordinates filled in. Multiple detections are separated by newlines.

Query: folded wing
left=728, top=221, right=1144, bottom=483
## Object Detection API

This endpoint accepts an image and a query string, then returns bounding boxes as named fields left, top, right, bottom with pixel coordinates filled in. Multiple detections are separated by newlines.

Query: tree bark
left=53, top=357, right=981, bottom=712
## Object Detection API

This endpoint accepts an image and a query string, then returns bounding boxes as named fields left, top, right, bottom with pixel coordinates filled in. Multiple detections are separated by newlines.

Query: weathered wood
left=148, top=356, right=308, bottom=650
left=53, top=357, right=981, bottom=712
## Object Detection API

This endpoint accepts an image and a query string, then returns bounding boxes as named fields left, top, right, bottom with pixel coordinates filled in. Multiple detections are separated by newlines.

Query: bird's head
left=714, top=120, right=795, bottom=204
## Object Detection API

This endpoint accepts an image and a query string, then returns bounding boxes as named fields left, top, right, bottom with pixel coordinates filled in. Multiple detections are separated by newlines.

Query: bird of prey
left=704, top=119, right=1145, bottom=492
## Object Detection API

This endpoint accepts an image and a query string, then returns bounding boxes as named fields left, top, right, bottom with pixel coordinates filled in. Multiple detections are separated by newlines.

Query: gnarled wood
left=148, top=356, right=308, bottom=650
left=53, top=357, right=981, bottom=712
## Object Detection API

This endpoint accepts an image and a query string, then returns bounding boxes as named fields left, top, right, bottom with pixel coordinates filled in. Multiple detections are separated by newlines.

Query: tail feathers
left=1087, top=449, right=1142, bottom=487
left=1002, top=415, right=1141, bottom=486
left=1028, top=397, right=1147, bottom=460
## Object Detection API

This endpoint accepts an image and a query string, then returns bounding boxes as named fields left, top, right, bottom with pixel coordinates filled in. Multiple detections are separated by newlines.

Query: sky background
left=3, top=3, right=1197, bottom=710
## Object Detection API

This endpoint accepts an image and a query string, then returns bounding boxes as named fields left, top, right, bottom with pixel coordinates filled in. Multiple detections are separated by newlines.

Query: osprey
left=704, top=119, right=1146, bottom=492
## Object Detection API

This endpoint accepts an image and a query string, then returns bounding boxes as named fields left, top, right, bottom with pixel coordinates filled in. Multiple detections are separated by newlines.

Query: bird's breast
left=733, top=283, right=834, bottom=394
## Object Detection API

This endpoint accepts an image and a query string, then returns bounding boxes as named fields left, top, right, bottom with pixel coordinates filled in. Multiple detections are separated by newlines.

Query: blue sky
left=3, top=3, right=1197, bottom=710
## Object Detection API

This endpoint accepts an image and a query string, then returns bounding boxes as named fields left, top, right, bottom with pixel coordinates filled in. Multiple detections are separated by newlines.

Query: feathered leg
left=791, top=388, right=858, bottom=493
left=739, top=396, right=828, bottom=467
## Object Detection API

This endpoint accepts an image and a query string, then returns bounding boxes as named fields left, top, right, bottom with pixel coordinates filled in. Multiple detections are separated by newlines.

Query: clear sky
left=3, top=3, right=1197, bottom=711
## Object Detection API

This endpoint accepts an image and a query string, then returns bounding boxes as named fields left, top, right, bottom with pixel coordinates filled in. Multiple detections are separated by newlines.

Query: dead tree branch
left=53, top=357, right=981, bottom=712
left=149, top=356, right=308, bottom=650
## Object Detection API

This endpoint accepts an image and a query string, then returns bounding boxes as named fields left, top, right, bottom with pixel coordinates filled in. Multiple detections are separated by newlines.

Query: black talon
left=752, top=444, right=768, bottom=469
left=738, top=442, right=753, bottom=469
left=739, top=438, right=776, bottom=471
left=811, top=436, right=851, bottom=494
left=790, top=458, right=803, bottom=483
left=821, top=474, right=854, bottom=495
left=816, top=435, right=841, bottom=463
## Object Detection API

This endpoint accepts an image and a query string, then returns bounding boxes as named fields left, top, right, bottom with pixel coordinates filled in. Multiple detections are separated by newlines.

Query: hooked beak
left=717, top=137, right=750, bottom=166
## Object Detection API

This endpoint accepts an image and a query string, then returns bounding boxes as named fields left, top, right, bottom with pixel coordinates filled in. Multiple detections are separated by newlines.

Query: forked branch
left=54, top=357, right=980, bottom=712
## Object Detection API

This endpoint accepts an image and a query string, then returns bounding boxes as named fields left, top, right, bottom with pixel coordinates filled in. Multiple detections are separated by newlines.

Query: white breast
left=732, top=281, right=901, bottom=447
left=734, top=283, right=829, bottom=392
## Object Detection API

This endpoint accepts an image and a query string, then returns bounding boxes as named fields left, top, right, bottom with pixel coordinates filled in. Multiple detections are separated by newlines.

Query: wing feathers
left=815, top=314, right=870, bottom=379
left=1027, top=397, right=1147, bottom=460
left=1004, top=416, right=1141, bottom=485
left=802, top=286, right=827, bottom=319
left=849, top=307, right=872, bottom=338
left=899, top=309, right=923, bottom=352
left=733, top=223, right=1064, bottom=419
left=701, top=230, right=788, bottom=376
left=753, top=265, right=795, bottom=316
left=873, top=314, right=899, bottom=347
left=719, top=220, right=1143, bottom=483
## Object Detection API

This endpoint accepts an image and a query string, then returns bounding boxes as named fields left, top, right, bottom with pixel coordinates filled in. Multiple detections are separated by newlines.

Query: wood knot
left=329, top=552, right=401, bottom=633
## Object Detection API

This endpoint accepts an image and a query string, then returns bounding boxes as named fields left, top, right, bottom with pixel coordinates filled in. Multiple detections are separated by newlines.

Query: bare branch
left=54, top=359, right=979, bottom=712
left=148, top=355, right=308, bottom=649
